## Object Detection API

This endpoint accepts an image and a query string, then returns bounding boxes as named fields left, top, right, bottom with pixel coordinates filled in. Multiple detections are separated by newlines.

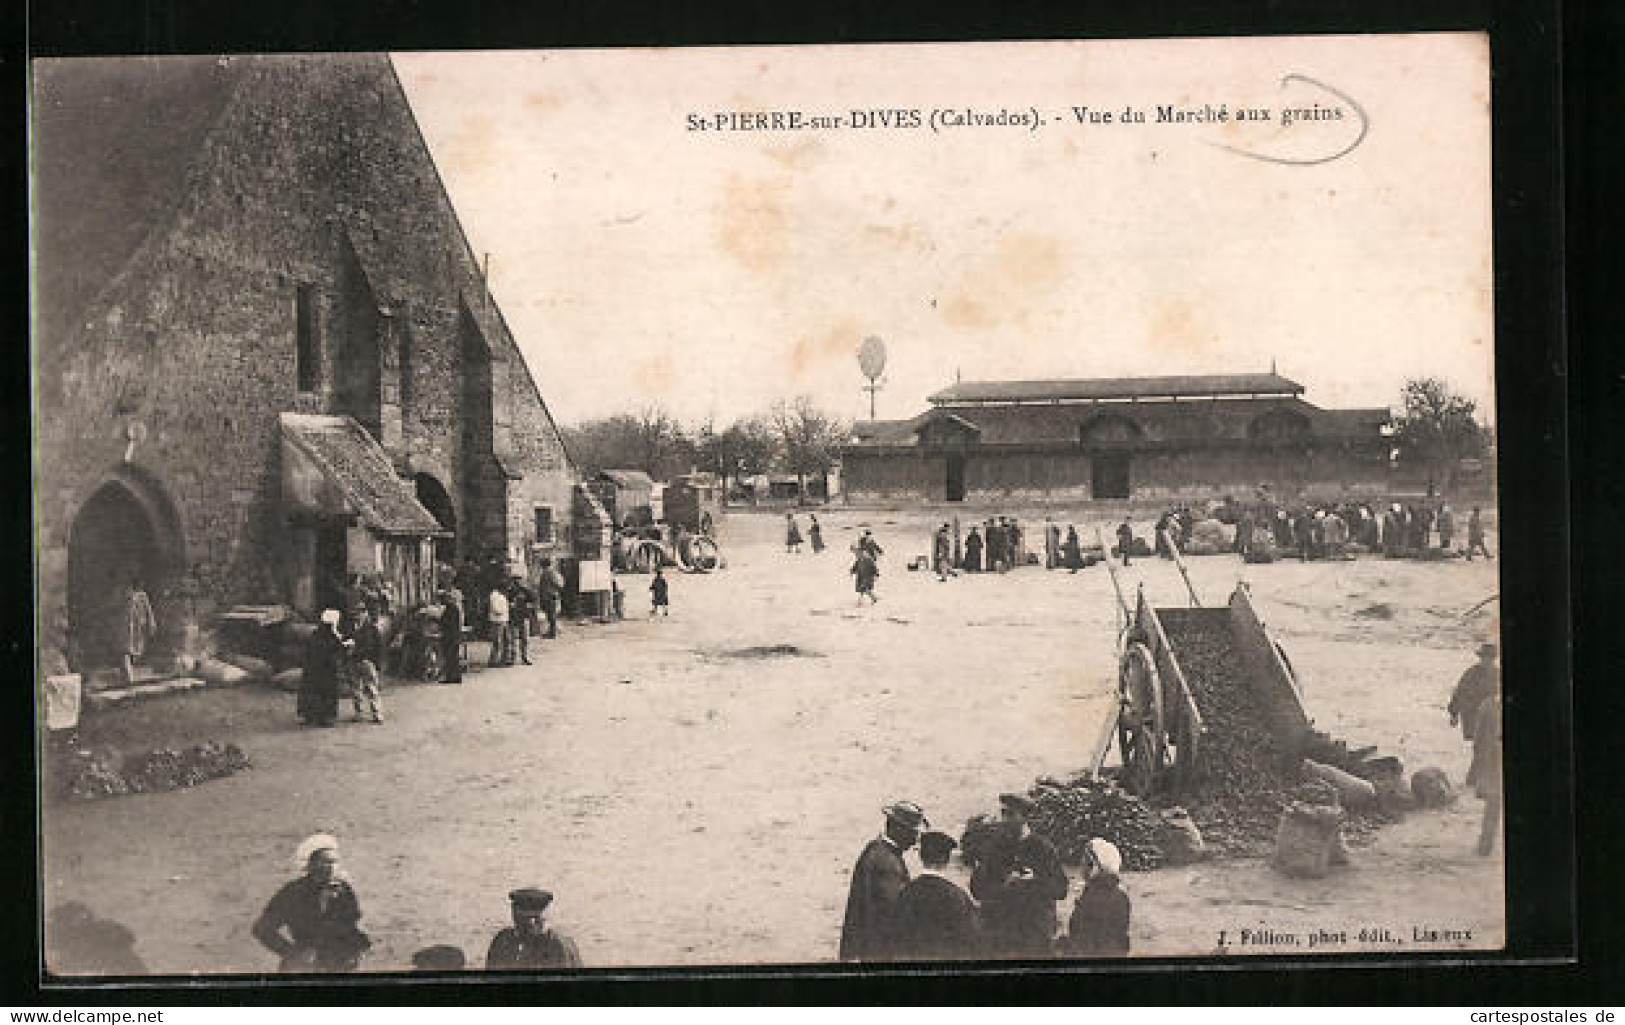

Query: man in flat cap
left=890, top=830, right=981, bottom=960
left=485, top=888, right=583, bottom=970
left=970, top=793, right=1069, bottom=956
left=839, top=800, right=926, bottom=961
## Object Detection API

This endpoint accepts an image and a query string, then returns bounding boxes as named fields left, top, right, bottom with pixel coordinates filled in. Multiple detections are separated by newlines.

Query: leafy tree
left=560, top=405, right=694, bottom=480
left=1391, top=377, right=1486, bottom=494
left=770, top=396, right=848, bottom=503
left=698, top=415, right=778, bottom=494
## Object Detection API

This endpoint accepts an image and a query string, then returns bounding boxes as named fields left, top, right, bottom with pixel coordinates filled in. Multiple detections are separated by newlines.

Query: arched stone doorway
left=66, top=470, right=184, bottom=672
left=413, top=473, right=457, bottom=564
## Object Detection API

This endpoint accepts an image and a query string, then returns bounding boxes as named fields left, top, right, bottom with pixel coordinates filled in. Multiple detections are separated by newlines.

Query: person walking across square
left=649, top=567, right=670, bottom=618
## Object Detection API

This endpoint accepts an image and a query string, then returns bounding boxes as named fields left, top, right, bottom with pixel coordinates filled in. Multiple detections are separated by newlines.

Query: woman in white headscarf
left=251, top=834, right=371, bottom=972
left=298, top=610, right=350, bottom=727
left=1060, top=838, right=1132, bottom=957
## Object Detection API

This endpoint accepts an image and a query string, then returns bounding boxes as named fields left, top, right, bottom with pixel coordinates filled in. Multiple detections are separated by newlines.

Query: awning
left=280, top=413, right=449, bottom=537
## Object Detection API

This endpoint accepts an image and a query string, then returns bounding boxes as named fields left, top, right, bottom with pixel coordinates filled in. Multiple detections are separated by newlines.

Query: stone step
left=83, top=677, right=208, bottom=710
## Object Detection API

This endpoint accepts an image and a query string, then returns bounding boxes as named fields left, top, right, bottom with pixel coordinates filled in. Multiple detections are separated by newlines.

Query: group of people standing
left=294, top=558, right=566, bottom=724
left=251, top=833, right=581, bottom=973
left=1233, top=499, right=1493, bottom=562
left=784, top=512, right=826, bottom=554
left=839, top=795, right=1131, bottom=962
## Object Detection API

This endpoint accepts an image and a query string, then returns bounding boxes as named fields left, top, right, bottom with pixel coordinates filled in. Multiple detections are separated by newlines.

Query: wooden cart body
left=1107, top=580, right=1311, bottom=797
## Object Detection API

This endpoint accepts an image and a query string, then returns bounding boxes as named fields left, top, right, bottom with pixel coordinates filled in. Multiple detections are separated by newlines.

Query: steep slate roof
left=927, top=373, right=1305, bottom=404
left=32, top=56, right=247, bottom=353
left=845, top=397, right=1388, bottom=449
left=281, top=414, right=448, bottom=536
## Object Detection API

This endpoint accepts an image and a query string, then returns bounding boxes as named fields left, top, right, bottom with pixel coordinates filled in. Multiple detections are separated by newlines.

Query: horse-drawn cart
left=1094, top=535, right=1312, bottom=799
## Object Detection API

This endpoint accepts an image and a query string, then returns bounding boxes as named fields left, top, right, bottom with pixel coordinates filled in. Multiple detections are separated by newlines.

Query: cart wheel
left=1118, top=641, right=1169, bottom=796
left=422, top=647, right=440, bottom=682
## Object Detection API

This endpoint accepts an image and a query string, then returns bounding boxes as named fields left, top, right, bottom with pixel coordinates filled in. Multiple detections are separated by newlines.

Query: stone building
left=32, top=54, right=590, bottom=674
left=841, top=373, right=1394, bottom=504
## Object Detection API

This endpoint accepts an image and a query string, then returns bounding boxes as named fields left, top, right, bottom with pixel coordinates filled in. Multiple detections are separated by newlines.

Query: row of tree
left=558, top=397, right=849, bottom=496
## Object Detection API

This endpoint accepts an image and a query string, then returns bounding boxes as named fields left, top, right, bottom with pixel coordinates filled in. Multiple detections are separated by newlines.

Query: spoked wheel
left=683, top=536, right=721, bottom=573
left=629, top=540, right=665, bottom=573
left=1117, top=641, right=1169, bottom=797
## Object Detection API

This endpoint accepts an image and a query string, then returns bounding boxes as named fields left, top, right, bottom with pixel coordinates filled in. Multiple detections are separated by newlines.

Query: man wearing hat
left=839, top=800, right=926, bottom=961
left=1449, top=642, right=1501, bottom=742
left=970, top=793, right=1069, bottom=956
left=890, top=830, right=981, bottom=960
left=485, top=888, right=583, bottom=970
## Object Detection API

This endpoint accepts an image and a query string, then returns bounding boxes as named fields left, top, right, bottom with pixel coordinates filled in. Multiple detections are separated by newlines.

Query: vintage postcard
left=31, top=34, right=1503, bottom=976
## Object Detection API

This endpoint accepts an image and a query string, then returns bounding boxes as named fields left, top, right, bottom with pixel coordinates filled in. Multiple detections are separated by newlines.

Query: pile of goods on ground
left=1182, top=519, right=1231, bottom=556
left=1025, top=775, right=1167, bottom=871
left=59, top=742, right=250, bottom=801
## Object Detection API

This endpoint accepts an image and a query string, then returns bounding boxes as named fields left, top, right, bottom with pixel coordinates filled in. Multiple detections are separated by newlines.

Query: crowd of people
left=294, top=558, right=569, bottom=727
left=839, top=796, right=1131, bottom=962
left=249, top=833, right=582, bottom=973
left=1219, top=497, right=1493, bottom=563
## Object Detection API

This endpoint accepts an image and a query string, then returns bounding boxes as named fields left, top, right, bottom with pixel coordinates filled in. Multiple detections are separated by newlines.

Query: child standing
left=649, top=567, right=670, bottom=618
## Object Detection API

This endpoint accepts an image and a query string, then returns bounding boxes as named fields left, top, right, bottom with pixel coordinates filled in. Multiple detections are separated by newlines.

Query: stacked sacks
left=1410, top=767, right=1457, bottom=808
left=1183, top=519, right=1231, bottom=556
left=1272, top=779, right=1349, bottom=878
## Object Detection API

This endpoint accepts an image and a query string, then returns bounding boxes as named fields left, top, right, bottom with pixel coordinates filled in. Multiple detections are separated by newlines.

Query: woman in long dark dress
left=963, top=527, right=983, bottom=572
left=809, top=515, right=825, bottom=553
left=298, top=610, right=347, bottom=727
left=1063, top=525, right=1084, bottom=572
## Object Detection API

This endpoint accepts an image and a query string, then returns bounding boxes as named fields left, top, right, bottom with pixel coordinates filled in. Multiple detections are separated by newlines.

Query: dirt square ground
left=41, top=505, right=1504, bottom=973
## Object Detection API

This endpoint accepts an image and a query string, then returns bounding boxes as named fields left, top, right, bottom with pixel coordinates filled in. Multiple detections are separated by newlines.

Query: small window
left=295, top=284, right=319, bottom=392
left=534, top=505, right=555, bottom=543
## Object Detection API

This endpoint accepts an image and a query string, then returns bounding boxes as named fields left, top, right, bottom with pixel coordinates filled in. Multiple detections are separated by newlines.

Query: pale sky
left=392, top=34, right=1494, bottom=428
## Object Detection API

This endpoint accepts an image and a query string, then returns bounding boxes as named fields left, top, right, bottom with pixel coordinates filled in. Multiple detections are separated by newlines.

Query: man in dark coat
left=438, top=590, right=463, bottom=684
left=1115, top=518, right=1135, bottom=567
left=1467, top=691, right=1502, bottom=856
left=1449, top=642, right=1500, bottom=741
left=970, top=793, right=1070, bottom=956
left=839, top=800, right=926, bottom=961
left=890, top=830, right=981, bottom=960
left=298, top=610, right=347, bottom=726
left=485, top=888, right=583, bottom=970
left=1466, top=506, right=1493, bottom=560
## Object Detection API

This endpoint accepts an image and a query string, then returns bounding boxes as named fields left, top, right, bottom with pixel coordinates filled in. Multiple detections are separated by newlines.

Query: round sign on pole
left=858, top=336, right=887, bottom=381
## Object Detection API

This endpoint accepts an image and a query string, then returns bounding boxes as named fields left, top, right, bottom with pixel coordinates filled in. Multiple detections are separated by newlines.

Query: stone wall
left=34, top=55, right=577, bottom=668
